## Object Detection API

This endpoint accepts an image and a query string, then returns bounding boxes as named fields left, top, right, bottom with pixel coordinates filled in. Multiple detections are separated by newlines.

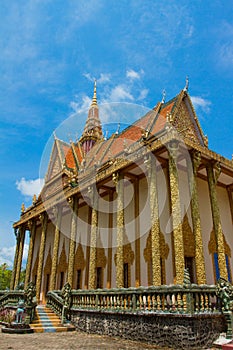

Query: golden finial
left=184, top=75, right=189, bottom=92
left=91, top=79, right=97, bottom=106
left=161, top=89, right=166, bottom=104
left=33, top=194, right=37, bottom=205
left=21, top=203, right=25, bottom=214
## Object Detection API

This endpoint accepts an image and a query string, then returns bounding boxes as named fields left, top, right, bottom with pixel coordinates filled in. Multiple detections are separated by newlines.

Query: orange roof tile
left=65, top=147, right=76, bottom=169
left=59, top=99, right=175, bottom=171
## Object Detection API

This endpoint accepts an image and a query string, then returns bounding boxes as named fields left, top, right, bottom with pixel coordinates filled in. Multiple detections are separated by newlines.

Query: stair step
left=29, top=305, right=75, bottom=333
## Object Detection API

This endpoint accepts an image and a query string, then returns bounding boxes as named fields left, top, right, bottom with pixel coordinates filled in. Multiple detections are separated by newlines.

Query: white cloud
left=191, top=96, right=211, bottom=113
left=16, top=177, right=44, bottom=197
left=126, top=69, right=142, bottom=80
left=138, top=88, right=149, bottom=100
left=98, top=73, right=111, bottom=83
left=70, top=95, right=92, bottom=112
left=109, top=85, right=134, bottom=102
left=83, top=72, right=111, bottom=84
left=0, top=244, right=28, bottom=268
left=83, top=73, right=94, bottom=82
left=219, top=43, right=233, bottom=68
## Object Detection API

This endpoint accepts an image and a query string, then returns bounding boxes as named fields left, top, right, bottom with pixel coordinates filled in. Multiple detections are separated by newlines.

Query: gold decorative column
left=84, top=207, right=92, bottom=289
left=67, top=196, right=78, bottom=287
left=50, top=206, right=62, bottom=290
left=168, top=140, right=185, bottom=284
left=88, top=187, right=98, bottom=289
left=36, top=212, right=48, bottom=301
left=134, top=179, right=141, bottom=287
left=24, top=220, right=36, bottom=288
left=206, top=162, right=228, bottom=280
left=113, top=172, right=124, bottom=288
left=144, top=155, right=161, bottom=286
left=187, top=151, right=206, bottom=284
left=107, top=191, right=113, bottom=289
left=14, top=226, right=26, bottom=289
left=10, top=229, right=21, bottom=290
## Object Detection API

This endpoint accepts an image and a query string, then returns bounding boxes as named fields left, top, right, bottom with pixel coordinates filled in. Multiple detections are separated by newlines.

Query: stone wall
left=71, top=310, right=226, bottom=349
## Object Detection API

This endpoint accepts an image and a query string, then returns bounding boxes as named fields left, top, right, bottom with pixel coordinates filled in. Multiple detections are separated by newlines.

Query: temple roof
left=14, top=86, right=233, bottom=226
left=45, top=88, right=208, bottom=183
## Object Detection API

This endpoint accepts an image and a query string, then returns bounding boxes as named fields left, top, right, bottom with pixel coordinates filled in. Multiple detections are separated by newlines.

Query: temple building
left=11, top=82, right=233, bottom=303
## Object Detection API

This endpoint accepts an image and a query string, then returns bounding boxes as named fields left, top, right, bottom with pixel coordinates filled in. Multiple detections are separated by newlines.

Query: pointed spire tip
left=91, top=79, right=97, bottom=106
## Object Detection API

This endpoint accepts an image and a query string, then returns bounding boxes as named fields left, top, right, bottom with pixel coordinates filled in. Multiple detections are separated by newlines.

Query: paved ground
left=0, top=326, right=222, bottom=350
left=0, top=327, right=171, bottom=350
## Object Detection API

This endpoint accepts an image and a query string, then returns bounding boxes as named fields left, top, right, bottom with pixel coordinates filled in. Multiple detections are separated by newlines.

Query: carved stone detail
left=206, top=163, right=228, bottom=280
left=168, top=143, right=185, bottom=284
left=67, top=196, right=78, bottom=286
left=50, top=206, right=62, bottom=290
left=36, top=212, right=48, bottom=301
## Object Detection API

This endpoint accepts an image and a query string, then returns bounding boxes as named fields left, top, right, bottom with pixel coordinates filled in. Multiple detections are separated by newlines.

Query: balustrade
left=68, top=285, right=219, bottom=315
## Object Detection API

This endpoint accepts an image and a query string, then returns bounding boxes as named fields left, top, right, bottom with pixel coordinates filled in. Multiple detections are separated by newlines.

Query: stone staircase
left=30, top=305, right=75, bottom=333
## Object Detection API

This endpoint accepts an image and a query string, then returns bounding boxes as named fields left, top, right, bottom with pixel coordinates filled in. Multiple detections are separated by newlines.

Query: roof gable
left=169, top=91, right=207, bottom=146
left=45, top=139, right=68, bottom=182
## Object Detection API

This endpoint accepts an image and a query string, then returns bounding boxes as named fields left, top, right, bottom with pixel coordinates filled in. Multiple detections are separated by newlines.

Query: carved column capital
left=168, top=139, right=179, bottom=160
left=39, top=212, right=45, bottom=223
left=143, top=154, right=151, bottom=174
left=112, top=172, right=119, bottom=187
left=192, top=151, right=201, bottom=176
left=68, top=196, right=73, bottom=206
left=213, top=162, right=221, bottom=185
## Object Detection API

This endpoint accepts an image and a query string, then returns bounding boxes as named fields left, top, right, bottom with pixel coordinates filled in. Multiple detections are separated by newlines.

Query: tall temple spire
left=79, top=80, right=103, bottom=155
left=91, top=79, right=97, bottom=106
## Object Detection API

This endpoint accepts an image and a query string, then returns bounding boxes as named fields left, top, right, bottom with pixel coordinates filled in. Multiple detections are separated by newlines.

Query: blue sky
left=0, top=0, right=233, bottom=266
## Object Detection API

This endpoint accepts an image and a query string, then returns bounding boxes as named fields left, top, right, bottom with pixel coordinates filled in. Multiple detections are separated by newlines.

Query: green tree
left=0, top=263, right=12, bottom=290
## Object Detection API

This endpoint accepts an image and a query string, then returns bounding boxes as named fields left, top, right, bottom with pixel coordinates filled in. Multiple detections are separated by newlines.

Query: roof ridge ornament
left=184, top=75, right=189, bottom=92
left=161, top=89, right=166, bottom=104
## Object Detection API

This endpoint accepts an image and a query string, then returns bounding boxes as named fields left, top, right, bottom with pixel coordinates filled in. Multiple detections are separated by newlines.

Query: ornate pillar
left=107, top=191, right=113, bottom=289
left=84, top=207, right=92, bottom=289
left=187, top=151, right=206, bottom=284
left=206, top=162, right=228, bottom=280
left=50, top=206, right=62, bottom=290
left=144, top=155, right=161, bottom=286
left=24, top=220, right=36, bottom=288
left=10, top=229, right=21, bottom=290
left=14, top=226, right=26, bottom=289
left=67, top=196, right=78, bottom=287
left=36, top=212, right=48, bottom=301
left=134, top=179, right=141, bottom=287
left=88, top=186, right=98, bottom=289
left=113, top=172, right=124, bottom=288
left=168, top=140, right=185, bottom=284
